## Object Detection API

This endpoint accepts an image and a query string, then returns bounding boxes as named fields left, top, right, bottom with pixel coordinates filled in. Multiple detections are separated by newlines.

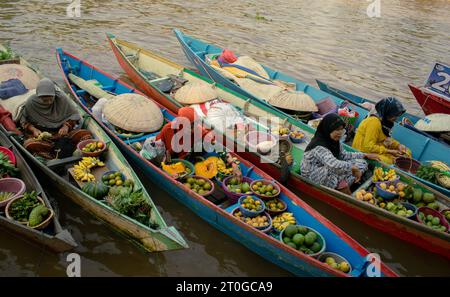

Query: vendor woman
left=156, top=106, right=214, bottom=159
left=352, top=97, right=411, bottom=164
left=18, top=78, right=91, bottom=159
left=301, top=113, right=380, bottom=194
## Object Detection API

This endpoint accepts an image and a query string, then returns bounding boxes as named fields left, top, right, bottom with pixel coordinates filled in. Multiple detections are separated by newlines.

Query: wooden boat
left=172, top=30, right=450, bottom=171
left=55, top=48, right=398, bottom=277
left=316, top=80, right=421, bottom=124
left=409, top=84, right=450, bottom=115
left=0, top=129, right=77, bottom=252
left=105, top=34, right=450, bottom=259
left=316, top=80, right=450, bottom=196
left=0, top=49, right=187, bottom=253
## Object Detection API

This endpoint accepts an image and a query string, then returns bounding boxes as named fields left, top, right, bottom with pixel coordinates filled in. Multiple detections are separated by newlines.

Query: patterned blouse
left=300, top=144, right=366, bottom=188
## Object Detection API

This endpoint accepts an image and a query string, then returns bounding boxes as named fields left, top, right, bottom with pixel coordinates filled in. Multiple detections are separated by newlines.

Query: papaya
left=28, top=205, right=49, bottom=227
left=194, top=157, right=218, bottom=179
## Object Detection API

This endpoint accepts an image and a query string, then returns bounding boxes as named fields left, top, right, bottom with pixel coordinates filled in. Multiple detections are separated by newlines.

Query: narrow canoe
left=0, top=129, right=77, bottom=252
left=173, top=30, right=450, bottom=171
left=56, top=48, right=398, bottom=277
left=106, top=34, right=450, bottom=259
left=409, top=84, right=450, bottom=115
left=0, top=49, right=187, bottom=252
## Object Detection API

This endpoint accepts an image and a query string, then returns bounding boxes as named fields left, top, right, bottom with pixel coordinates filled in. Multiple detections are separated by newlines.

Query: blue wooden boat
left=55, top=48, right=398, bottom=277
left=173, top=29, right=450, bottom=196
left=316, top=80, right=450, bottom=197
left=316, top=80, right=421, bottom=124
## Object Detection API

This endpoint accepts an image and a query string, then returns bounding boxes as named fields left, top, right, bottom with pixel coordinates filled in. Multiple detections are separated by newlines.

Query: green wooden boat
left=0, top=46, right=187, bottom=252
left=0, top=127, right=77, bottom=252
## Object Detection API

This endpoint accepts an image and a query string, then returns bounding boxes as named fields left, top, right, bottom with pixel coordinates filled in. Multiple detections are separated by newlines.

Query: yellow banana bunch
left=272, top=212, right=296, bottom=231
left=373, top=167, right=397, bottom=182
left=73, top=164, right=95, bottom=182
left=79, top=157, right=105, bottom=169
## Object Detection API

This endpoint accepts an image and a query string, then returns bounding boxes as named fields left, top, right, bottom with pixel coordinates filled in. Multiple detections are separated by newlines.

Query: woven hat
left=0, top=64, right=40, bottom=89
left=103, top=93, right=163, bottom=133
left=414, top=113, right=450, bottom=132
left=267, top=90, right=318, bottom=112
left=174, top=81, right=217, bottom=104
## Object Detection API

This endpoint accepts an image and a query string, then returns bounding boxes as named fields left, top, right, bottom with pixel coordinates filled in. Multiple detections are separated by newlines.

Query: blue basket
left=101, top=171, right=127, bottom=187
left=401, top=202, right=418, bottom=220
left=375, top=183, right=398, bottom=200
left=289, top=133, right=306, bottom=144
left=279, top=225, right=326, bottom=257
left=238, top=195, right=265, bottom=217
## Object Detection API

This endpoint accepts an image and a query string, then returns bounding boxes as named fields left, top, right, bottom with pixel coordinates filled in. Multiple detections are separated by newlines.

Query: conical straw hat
left=414, top=113, right=450, bottom=132
left=0, top=64, right=40, bottom=89
left=103, top=93, right=163, bottom=133
left=267, top=90, right=318, bottom=112
left=174, top=81, right=217, bottom=104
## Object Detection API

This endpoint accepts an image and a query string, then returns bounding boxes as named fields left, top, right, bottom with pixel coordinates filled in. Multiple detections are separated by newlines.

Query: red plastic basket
left=0, top=146, right=16, bottom=166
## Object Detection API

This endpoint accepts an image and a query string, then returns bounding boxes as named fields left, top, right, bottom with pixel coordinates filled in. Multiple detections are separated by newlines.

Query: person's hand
left=364, top=153, right=381, bottom=161
left=58, top=124, right=69, bottom=137
left=32, top=128, right=42, bottom=138
left=232, top=162, right=242, bottom=182
left=352, top=166, right=362, bottom=183
left=387, top=149, right=402, bottom=157
left=398, top=144, right=408, bottom=154
left=285, top=154, right=293, bottom=166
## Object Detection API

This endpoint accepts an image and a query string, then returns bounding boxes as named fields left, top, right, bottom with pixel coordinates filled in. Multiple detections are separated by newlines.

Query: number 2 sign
left=424, top=62, right=450, bottom=100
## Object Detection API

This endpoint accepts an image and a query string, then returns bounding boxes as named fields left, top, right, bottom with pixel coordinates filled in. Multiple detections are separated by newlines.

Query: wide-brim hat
left=174, top=81, right=217, bottom=104
left=103, top=93, right=164, bottom=133
left=414, top=113, right=450, bottom=132
left=268, top=90, right=318, bottom=112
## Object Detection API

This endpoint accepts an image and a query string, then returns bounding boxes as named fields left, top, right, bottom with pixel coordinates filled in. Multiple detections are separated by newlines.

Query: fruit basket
left=163, top=159, right=194, bottom=179
left=264, top=198, right=287, bottom=215
left=101, top=171, right=129, bottom=187
left=289, top=131, right=306, bottom=144
left=280, top=225, right=326, bottom=257
left=182, top=175, right=214, bottom=196
left=417, top=207, right=449, bottom=232
left=318, top=252, right=352, bottom=274
left=232, top=207, right=272, bottom=233
left=250, top=179, right=281, bottom=200
left=5, top=193, right=53, bottom=230
left=222, top=176, right=254, bottom=204
left=77, top=139, right=107, bottom=157
left=238, top=195, right=265, bottom=217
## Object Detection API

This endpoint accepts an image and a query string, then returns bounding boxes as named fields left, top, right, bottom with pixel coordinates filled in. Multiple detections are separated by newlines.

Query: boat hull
left=409, top=84, right=450, bottom=115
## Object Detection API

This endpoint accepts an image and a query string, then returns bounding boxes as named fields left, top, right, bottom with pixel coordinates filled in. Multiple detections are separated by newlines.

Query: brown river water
left=0, top=0, right=449, bottom=276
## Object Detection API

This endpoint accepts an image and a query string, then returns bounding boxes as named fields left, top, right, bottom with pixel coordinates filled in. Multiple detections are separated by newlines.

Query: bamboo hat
left=0, top=64, right=40, bottom=89
left=267, top=90, right=318, bottom=112
left=414, top=113, right=450, bottom=132
left=174, top=81, right=217, bottom=104
left=103, top=93, right=164, bottom=133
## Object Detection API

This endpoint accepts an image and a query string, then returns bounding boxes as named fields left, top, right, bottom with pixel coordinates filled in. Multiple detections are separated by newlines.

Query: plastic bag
left=141, top=138, right=166, bottom=165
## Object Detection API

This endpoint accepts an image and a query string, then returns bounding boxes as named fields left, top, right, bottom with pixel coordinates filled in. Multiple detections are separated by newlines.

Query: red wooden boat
left=409, top=84, right=450, bottom=115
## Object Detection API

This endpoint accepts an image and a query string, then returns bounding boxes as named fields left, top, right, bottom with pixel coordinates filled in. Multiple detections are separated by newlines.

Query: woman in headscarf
left=352, top=97, right=411, bottom=164
left=18, top=78, right=91, bottom=159
left=301, top=113, right=379, bottom=194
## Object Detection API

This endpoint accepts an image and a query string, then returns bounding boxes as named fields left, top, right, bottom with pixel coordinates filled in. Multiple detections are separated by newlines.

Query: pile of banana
left=72, top=157, right=105, bottom=182
left=373, top=167, right=397, bottom=182
left=430, top=161, right=450, bottom=189
left=272, top=212, right=296, bottom=232
left=217, top=159, right=233, bottom=175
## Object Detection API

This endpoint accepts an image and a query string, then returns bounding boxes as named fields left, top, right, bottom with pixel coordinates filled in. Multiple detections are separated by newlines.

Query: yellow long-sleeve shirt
left=352, top=116, right=409, bottom=164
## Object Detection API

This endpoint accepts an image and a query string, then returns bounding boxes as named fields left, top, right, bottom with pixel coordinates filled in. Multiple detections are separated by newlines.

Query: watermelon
left=82, top=181, right=109, bottom=199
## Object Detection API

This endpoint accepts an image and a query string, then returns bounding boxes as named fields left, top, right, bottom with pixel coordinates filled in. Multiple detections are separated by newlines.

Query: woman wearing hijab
left=352, top=97, right=411, bottom=164
left=301, top=113, right=379, bottom=194
left=18, top=78, right=91, bottom=158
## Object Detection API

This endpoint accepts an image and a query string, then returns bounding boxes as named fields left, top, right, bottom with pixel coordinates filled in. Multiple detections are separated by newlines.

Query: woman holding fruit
left=300, top=113, right=380, bottom=194
left=352, top=97, right=411, bottom=164
left=18, top=78, right=91, bottom=159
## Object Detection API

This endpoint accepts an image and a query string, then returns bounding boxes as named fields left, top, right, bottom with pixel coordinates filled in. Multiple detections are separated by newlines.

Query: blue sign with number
left=424, top=62, right=450, bottom=100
